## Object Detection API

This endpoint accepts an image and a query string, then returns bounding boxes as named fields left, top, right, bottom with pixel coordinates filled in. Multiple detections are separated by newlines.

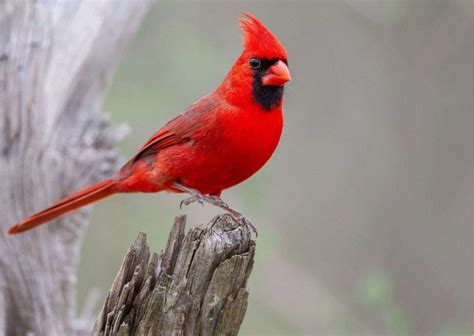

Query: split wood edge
left=93, top=214, right=256, bottom=336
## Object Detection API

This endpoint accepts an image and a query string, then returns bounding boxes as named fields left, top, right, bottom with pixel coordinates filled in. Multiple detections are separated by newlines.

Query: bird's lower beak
left=262, top=60, right=291, bottom=86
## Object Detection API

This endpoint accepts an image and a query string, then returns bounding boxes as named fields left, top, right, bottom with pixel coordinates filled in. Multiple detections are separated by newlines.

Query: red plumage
left=8, top=13, right=291, bottom=234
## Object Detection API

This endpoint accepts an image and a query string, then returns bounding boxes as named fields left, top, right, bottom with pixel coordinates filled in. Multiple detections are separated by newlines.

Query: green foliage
left=359, top=271, right=413, bottom=335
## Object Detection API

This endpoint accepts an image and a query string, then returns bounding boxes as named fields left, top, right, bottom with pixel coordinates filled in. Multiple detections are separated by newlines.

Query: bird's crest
left=239, top=12, right=287, bottom=60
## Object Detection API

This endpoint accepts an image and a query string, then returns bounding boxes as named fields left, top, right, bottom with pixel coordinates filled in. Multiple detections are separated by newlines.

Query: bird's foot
left=173, top=182, right=258, bottom=237
left=229, top=212, right=258, bottom=237
left=179, top=190, right=206, bottom=209
left=198, top=195, right=258, bottom=237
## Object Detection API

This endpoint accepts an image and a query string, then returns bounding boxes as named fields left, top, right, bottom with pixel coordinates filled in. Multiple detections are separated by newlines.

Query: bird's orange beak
left=262, top=60, right=291, bottom=86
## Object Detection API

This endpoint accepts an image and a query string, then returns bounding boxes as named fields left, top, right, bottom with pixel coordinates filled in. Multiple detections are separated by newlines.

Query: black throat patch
left=251, top=58, right=285, bottom=111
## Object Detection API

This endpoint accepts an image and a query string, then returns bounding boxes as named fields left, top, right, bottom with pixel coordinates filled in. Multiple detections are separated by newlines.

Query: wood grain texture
left=0, top=1, right=150, bottom=335
left=93, top=214, right=255, bottom=336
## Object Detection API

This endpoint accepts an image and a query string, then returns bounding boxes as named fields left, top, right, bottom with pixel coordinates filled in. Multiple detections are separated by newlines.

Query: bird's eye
left=249, top=58, right=261, bottom=69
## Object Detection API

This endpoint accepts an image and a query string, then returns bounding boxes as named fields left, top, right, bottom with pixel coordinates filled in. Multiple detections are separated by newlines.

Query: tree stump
left=93, top=214, right=255, bottom=336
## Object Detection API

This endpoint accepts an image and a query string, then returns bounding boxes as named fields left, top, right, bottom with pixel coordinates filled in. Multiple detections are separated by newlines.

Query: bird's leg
left=209, top=197, right=258, bottom=237
left=173, top=182, right=258, bottom=236
left=173, top=183, right=206, bottom=209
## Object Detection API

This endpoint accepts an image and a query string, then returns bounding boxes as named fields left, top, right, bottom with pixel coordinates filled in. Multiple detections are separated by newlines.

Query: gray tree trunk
left=0, top=1, right=150, bottom=335
left=93, top=215, right=255, bottom=336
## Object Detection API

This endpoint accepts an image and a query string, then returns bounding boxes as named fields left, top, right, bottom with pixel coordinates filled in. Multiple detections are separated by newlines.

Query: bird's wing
left=129, top=97, right=217, bottom=163
left=131, top=116, right=198, bottom=162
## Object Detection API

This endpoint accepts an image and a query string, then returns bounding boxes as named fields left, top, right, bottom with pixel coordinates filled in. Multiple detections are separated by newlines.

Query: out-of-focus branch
left=93, top=214, right=255, bottom=336
left=0, top=1, right=150, bottom=334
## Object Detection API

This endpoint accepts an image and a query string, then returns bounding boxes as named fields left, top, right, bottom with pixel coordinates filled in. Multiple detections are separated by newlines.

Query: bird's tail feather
left=8, top=179, right=117, bottom=234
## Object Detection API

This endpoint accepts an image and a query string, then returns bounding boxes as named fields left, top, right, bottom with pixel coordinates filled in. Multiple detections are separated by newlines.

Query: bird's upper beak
left=262, top=60, right=291, bottom=86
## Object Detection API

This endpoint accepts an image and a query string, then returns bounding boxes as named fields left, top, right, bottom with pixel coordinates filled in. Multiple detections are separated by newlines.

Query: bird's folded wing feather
left=129, top=99, right=216, bottom=163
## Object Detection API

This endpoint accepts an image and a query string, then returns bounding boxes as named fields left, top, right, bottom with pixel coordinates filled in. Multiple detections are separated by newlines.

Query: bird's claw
left=179, top=193, right=205, bottom=209
left=231, top=213, right=258, bottom=237
left=174, top=182, right=258, bottom=237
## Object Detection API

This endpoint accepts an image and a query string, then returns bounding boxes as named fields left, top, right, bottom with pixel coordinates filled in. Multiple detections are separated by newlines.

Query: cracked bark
left=0, top=1, right=150, bottom=335
left=93, top=214, right=255, bottom=336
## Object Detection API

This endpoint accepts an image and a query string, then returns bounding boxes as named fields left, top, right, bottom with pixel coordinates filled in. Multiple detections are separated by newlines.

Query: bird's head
left=219, top=13, right=291, bottom=111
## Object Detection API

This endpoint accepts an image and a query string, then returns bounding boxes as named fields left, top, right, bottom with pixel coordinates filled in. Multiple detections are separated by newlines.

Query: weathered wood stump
left=93, top=214, right=255, bottom=336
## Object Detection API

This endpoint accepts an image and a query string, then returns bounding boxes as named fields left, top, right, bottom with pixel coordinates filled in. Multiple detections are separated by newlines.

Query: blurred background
left=77, top=1, right=474, bottom=335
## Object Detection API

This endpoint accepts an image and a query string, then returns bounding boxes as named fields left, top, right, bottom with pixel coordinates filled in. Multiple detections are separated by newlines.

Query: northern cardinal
left=8, top=13, right=291, bottom=235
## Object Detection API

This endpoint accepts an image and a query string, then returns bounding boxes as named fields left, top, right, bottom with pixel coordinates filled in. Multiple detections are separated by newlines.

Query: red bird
left=8, top=13, right=291, bottom=235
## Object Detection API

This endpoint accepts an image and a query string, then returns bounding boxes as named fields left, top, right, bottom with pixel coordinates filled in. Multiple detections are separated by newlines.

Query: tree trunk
left=93, top=214, right=255, bottom=336
left=0, top=1, right=150, bottom=335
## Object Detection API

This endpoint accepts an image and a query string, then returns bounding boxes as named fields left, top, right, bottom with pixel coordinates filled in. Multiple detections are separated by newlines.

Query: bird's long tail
left=8, top=179, right=117, bottom=234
